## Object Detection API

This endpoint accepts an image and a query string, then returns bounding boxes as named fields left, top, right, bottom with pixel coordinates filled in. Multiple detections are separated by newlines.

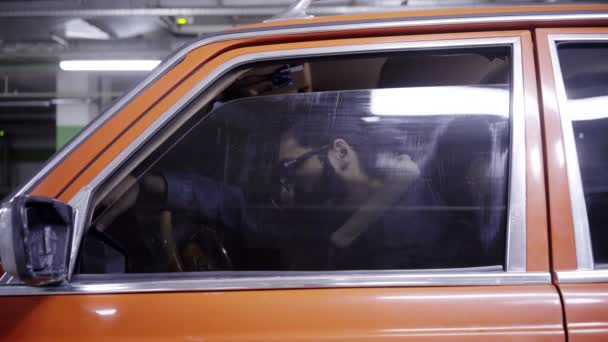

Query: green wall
left=56, top=125, right=83, bottom=149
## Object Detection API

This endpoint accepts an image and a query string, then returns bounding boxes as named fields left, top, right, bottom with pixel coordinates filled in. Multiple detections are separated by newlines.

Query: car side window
left=556, top=42, right=608, bottom=265
left=79, top=46, right=513, bottom=274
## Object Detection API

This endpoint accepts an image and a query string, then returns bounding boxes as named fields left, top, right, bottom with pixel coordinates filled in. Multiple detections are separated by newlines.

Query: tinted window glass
left=82, top=47, right=512, bottom=274
left=558, top=42, right=608, bottom=264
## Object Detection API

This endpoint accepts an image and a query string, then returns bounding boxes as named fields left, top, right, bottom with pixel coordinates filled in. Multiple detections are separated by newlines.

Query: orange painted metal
left=0, top=286, right=564, bottom=341
left=535, top=28, right=577, bottom=271
left=239, top=5, right=608, bottom=30
left=536, top=27, right=608, bottom=272
left=536, top=27, right=608, bottom=342
left=559, top=283, right=608, bottom=341
left=522, top=31, right=550, bottom=272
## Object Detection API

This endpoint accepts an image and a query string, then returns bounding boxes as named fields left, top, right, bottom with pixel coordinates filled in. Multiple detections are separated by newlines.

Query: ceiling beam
left=0, top=6, right=413, bottom=18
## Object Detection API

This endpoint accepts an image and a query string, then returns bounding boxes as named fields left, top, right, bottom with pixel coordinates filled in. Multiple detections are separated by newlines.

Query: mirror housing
left=0, top=196, right=74, bottom=286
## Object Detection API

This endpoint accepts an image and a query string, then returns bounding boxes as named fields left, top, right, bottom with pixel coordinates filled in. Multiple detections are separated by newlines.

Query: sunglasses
left=271, top=144, right=330, bottom=207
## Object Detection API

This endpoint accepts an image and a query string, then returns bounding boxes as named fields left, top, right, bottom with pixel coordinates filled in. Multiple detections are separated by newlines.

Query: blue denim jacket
left=161, top=172, right=457, bottom=270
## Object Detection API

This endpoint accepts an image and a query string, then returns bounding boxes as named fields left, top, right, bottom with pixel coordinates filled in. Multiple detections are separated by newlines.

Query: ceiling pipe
left=0, top=92, right=123, bottom=99
left=0, top=101, right=51, bottom=108
left=0, top=6, right=407, bottom=18
left=0, top=112, right=55, bottom=120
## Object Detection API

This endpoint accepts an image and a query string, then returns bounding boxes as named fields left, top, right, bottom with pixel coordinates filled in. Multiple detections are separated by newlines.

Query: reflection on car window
left=558, top=42, right=608, bottom=265
left=80, top=47, right=512, bottom=274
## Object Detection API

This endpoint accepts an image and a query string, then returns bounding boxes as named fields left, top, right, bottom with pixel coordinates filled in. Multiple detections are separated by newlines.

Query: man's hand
left=96, top=174, right=169, bottom=232
left=376, top=153, right=421, bottom=181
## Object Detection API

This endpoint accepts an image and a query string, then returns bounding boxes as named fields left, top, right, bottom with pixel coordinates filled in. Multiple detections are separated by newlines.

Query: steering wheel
left=159, top=210, right=234, bottom=272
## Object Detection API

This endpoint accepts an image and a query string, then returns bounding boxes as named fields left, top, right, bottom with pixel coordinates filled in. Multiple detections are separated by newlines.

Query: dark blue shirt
left=161, top=172, right=454, bottom=270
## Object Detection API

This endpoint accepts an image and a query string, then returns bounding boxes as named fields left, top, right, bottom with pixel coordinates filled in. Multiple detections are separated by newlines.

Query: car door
left=0, top=23, right=563, bottom=340
left=537, top=27, right=608, bottom=341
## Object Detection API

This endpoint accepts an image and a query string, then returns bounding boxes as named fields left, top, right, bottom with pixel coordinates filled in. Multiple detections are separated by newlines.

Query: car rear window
left=557, top=42, right=608, bottom=266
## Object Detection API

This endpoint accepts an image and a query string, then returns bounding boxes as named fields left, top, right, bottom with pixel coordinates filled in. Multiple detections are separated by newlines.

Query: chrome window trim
left=506, top=38, right=527, bottom=272
left=56, top=36, right=527, bottom=284
left=557, top=269, right=608, bottom=284
left=547, top=34, right=608, bottom=271
left=0, top=271, right=551, bottom=296
left=0, top=272, right=14, bottom=285
left=8, top=10, right=608, bottom=200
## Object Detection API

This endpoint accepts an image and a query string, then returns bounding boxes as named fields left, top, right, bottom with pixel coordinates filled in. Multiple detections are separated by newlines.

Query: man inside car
left=95, top=113, right=463, bottom=270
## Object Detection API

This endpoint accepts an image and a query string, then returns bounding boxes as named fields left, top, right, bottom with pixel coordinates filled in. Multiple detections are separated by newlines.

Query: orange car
left=1, top=4, right=608, bottom=341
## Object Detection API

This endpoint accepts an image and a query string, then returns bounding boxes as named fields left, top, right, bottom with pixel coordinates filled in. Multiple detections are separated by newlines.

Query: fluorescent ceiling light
left=60, top=60, right=161, bottom=71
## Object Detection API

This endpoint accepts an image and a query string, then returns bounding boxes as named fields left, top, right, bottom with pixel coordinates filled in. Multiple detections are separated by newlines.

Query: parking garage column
left=55, top=71, right=99, bottom=149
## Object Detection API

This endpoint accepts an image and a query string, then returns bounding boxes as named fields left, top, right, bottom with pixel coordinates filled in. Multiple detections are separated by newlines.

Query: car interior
left=77, top=46, right=513, bottom=275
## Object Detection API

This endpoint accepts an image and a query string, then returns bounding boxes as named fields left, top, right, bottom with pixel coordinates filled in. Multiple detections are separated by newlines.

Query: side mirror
left=0, top=196, right=74, bottom=286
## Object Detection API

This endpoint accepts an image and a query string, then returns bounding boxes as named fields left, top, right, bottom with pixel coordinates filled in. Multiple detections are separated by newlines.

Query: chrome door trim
left=8, top=10, right=608, bottom=200
left=547, top=34, right=608, bottom=271
left=59, top=36, right=527, bottom=280
left=0, top=271, right=551, bottom=296
left=506, top=37, right=527, bottom=272
left=557, top=269, right=608, bottom=284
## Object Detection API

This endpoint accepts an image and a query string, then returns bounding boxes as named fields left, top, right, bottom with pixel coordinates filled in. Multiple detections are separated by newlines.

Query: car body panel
left=534, top=27, right=608, bottom=272
left=535, top=27, right=579, bottom=272
left=536, top=26, right=608, bottom=341
left=521, top=30, right=550, bottom=272
left=559, top=283, right=608, bottom=341
left=0, top=286, right=563, bottom=341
